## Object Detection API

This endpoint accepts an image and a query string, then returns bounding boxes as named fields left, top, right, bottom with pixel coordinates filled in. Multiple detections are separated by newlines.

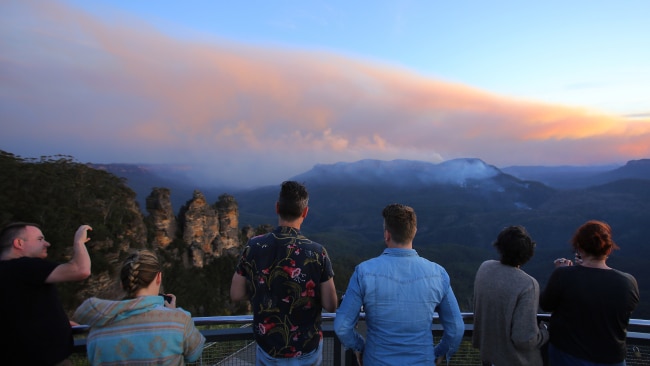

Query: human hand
left=162, top=293, right=177, bottom=308
left=574, top=252, right=583, bottom=265
left=74, top=225, right=93, bottom=245
left=553, top=258, right=573, bottom=268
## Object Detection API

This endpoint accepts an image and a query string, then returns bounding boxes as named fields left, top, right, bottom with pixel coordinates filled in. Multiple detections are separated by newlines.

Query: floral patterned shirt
left=236, top=226, right=335, bottom=358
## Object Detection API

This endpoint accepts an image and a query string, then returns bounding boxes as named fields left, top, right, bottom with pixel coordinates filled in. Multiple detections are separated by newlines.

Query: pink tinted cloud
left=2, top=0, right=650, bottom=182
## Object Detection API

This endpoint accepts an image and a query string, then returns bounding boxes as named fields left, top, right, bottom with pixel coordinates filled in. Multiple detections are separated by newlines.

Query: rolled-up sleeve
left=334, top=269, right=365, bottom=352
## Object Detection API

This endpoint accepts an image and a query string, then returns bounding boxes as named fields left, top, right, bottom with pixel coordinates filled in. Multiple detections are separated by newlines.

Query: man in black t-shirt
left=0, top=222, right=92, bottom=366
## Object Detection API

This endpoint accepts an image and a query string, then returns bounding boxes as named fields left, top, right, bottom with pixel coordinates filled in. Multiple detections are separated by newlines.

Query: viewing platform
left=70, top=313, right=650, bottom=365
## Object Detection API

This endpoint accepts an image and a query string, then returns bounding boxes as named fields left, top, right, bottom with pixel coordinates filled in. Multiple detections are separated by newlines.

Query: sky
left=2, top=0, right=650, bottom=187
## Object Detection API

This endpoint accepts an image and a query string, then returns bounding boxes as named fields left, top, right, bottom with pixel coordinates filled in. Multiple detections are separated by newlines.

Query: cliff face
left=145, top=188, right=178, bottom=248
left=143, top=189, right=242, bottom=268
left=74, top=188, right=246, bottom=315
left=214, top=194, right=241, bottom=257
left=1, top=151, right=251, bottom=317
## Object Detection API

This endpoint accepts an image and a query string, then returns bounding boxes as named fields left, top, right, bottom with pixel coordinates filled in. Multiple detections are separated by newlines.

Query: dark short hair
left=277, top=181, right=309, bottom=221
left=0, top=222, right=41, bottom=253
left=571, top=220, right=619, bottom=258
left=493, top=226, right=536, bottom=267
left=382, top=203, right=417, bottom=244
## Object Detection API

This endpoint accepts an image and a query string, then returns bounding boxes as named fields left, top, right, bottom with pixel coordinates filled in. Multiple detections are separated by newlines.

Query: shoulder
left=477, top=259, right=499, bottom=270
left=521, top=270, right=540, bottom=288
left=247, top=232, right=272, bottom=245
left=243, top=233, right=273, bottom=252
left=354, top=256, right=381, bottom=272
left=166, top=307, right=194, bottom=321
left=295, top=236, right=329, bottom=255
left=475, top=260, right=497, bottom=277
left=2, top=257, right=57, bottom=273
left=611, top=269, right=638, bottom=285
left=414, top=256, right=451, bottom=277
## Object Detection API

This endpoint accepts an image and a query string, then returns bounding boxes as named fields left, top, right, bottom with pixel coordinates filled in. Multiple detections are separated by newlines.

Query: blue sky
left=2, top=0, right=650, bottom=186
left=66, top=0, right=650, bottom=116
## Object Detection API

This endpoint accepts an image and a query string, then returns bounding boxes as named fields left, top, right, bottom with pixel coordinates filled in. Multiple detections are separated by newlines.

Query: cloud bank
left=2, top=1, right=650, bottom=187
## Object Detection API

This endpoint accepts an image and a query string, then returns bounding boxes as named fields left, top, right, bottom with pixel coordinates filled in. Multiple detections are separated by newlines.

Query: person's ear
left=301, top=206, right=309, bottom=219
left=13, top=237, right=23, bottom=249
left=275, top=202, right=280, bottom=214
left=156, top=271, right=162, bottom=285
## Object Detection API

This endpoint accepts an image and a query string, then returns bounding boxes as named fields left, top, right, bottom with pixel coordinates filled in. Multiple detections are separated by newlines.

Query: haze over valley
left=95, top=156, right=650, bottom=317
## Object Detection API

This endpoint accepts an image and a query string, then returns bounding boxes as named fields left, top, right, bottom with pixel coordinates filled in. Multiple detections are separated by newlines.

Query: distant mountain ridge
left=596, top=158, right=650, bottom=181
left=293, top=158, right=501, bottom=186
left=87, top=157, right=650, bottom=318
left=6, top=151, right=650, bottom=317
left=94, top=158, right=650, bottom=214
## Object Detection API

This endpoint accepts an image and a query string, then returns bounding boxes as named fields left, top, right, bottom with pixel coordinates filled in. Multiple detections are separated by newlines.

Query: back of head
left=572, top=220, right=619, bottom=258
left=277, top=181, right=309, bottom=221
left=493, top=226, right=536, bottom=267
left=0, top=222, right=40, bottom=257
left=382, top=203, right=417, bottom=244
left=120, top=250, right=161, bottom=298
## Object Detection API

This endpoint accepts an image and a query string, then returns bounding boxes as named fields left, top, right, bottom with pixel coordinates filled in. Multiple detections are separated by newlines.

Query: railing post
left=333, top=334, right=342, bottom=366
left=343, top=349, right=358, bottom=366
left=68, top=314, right=650, bottom=365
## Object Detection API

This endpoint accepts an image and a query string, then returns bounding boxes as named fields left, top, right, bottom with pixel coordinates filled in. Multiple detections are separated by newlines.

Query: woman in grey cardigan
left=472, top=226, right=549, bottom=366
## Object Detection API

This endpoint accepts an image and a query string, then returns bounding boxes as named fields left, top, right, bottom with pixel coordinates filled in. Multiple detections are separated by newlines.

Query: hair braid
left=127, top=259, right=141, bottom=296
left=120, top=250, right=162, bottom=299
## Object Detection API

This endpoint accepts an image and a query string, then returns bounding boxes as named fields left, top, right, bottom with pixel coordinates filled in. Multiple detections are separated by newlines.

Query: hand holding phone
left=159, top=293, right=173, bottom=303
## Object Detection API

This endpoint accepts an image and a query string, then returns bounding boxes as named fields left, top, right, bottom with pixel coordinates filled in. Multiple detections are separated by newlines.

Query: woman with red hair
left=540, top=220, right=639, bottom=366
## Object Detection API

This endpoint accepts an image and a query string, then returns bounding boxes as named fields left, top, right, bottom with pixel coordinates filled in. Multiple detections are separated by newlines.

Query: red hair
left=571, top=220, right=619, bottom=258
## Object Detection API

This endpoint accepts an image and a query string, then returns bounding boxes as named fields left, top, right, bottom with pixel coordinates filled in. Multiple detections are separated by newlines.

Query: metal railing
left=70, top=313, right=650, bottom=366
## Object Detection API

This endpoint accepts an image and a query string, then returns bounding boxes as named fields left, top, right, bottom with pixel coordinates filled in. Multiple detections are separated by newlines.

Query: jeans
left=255, top=340, right=323, bottom=366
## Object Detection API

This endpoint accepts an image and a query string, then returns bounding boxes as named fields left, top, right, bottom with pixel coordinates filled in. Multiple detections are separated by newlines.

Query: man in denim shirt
left=335, top=204, right=464, bottom=365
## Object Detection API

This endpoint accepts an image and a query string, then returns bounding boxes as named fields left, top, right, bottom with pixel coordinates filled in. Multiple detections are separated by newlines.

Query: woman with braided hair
left=73, top=250, right=205, bottom=365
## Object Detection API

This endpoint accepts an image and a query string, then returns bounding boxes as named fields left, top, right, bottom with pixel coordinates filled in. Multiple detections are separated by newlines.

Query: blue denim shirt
left=334, top=248, right=464, bottom=365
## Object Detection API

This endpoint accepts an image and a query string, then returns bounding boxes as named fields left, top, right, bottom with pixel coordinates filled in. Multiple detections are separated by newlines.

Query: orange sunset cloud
left=2, top=0, right=650, bottom=185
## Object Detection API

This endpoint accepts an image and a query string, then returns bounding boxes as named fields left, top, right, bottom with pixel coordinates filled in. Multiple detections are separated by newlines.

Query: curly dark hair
left=277, top=181, right=309, bottom=221
left=493, top=225, right=536, bottom=267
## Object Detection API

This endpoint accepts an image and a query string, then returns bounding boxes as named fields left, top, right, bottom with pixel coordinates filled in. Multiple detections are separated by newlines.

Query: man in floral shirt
left=230, top=181, right=338, bottom=365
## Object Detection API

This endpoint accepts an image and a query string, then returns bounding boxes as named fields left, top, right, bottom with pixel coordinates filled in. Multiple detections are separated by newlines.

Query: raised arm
left=46, top=225, right=92, bottom=283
